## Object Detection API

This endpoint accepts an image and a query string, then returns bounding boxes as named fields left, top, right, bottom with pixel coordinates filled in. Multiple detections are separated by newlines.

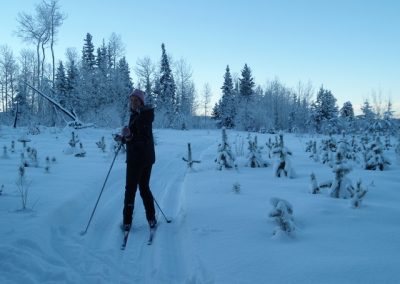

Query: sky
left=1, top=0, right=399, bottom=116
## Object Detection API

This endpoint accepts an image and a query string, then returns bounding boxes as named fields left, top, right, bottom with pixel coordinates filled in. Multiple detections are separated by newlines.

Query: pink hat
left=129, top=89, right=145, bottom=104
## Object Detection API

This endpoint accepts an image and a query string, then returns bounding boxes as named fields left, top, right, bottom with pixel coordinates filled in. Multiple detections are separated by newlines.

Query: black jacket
left=125, top=106, right=155, bottom=166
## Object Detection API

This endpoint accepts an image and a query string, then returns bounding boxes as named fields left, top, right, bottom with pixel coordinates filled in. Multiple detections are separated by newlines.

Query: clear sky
left=1, top=0, right=399, bottom=116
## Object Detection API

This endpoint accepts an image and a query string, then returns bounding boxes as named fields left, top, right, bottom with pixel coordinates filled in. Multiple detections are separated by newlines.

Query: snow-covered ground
left=0, top=125, right=399, bottom=284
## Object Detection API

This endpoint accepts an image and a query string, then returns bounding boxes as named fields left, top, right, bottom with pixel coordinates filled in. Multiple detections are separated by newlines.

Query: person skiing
left=115, top=89, right=157, bottom=231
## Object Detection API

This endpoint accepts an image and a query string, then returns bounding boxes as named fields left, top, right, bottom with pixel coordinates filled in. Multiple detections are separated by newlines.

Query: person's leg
left=123, top=163, right=140, bottom=226
left=138, top=164, right=156, bottom=224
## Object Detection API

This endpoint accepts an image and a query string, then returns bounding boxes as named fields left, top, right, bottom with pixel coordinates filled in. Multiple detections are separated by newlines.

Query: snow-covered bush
left=75, top=143, right=86, bottom=157
left=364, top=136, right=390, bottom=171
left=69, top=131, right=79, bottom=148
left=272, top=133, right=295, bottom=178
left=45, top=156, right=50, bottom=173
left=11, top=140, right=15, bottom=153
left=246, top=135, right=268, bottom=168
left=1, top=146, right=9, bottom=159
left=310, top=172, right=320, bottom=194
left=96, top=136, right=106, bottom=152
left=0, top=184, right=4, bottom=195
left=232, top=182, right=241, bottom=194
left=351, top=180, right=367, bottom=208
left=269, top=197, right=295, bottom=236
left=16, top=164, right=31, bottom=210
left=234, top=134, right=245, bottom=157
left=26, top=147, right=39, bottom=167
left=215, top=127, right=236, bottom=170
left=330, top=151, right=354, bottom=199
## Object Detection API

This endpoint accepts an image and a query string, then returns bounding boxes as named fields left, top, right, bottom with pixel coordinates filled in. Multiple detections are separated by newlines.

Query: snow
left=0, top=126, right=399, bottom=284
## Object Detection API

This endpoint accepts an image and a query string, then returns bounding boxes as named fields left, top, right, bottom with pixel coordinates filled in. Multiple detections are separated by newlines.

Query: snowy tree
left=351, top=180, right=367, bottom=208
left=135, top=56, right=155, bottom=105
left=218, top=65, right=236, bottom=128
left=364, top=136, right=390, bottom=171
left=246, top=135, right=268, bottom=168
left=330, top=151, right=354, bottom=199
left=269, top=197, right=295, bottom=236
left=215, top=127, right=236, bottom=170
left=155, top=43, right=176, bottom=128
left=236, top=64, right=255, bottom=130
left=272, top=133, right=295, bottom=178
left=310, top=86, right=338, bottom=133
left=55, top=60, right=67, bottom=107
left=309, top=172, right=320, bottom=194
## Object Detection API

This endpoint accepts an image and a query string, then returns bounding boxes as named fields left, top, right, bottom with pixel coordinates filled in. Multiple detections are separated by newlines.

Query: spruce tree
left=237, top=64, right=255, bottom=130
left=156, top=43, right=176, bottom=127
left=219, top=65, right=236, bottom=128
left=55, top=60, right=67, bottom=107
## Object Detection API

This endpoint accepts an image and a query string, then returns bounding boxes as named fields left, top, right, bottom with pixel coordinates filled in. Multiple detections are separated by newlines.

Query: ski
left=121, top=230, right=130, bottom=250
left=147, top=226, right=157, bottom=245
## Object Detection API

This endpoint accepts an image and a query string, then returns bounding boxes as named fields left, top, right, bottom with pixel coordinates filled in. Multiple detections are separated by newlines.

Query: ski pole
left=81, top=143, right=123, bottom=235
left=154, top=198, right=172, bottom=223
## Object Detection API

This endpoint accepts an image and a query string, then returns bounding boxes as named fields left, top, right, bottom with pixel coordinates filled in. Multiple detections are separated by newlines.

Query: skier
left=115, top=89, right=157, bottom=231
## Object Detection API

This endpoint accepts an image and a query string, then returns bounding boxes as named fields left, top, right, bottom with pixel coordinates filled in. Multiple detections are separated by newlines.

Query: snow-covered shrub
left=1, top=146, right=9, bottom=159
left=265, top=137, right=274, bottom=159
left=246, top=135, right=268, bottom=168
left=26, top=147, right=39, bottom=167
left=351, top=180, right=367, bottom=208
left=45, top=156, right=50, bottom=173
left=269, top=197, right=295, bottom=236
left=0, top=184, right=4, bottom=195
left=272, top=133, right=295, bottom=178
left=364, top=137, right=390, bottom=171
left=75, top=143, right=86, bottom=157
left=16, top=164, right=31, bottom=210
left=232, top=182, right=241, bottom=194
left=96, top=136, right=106, bottom=152
left=234, top=134, right=245, bottom=157
left=330, top=151, right=354, bottom=199
left=11, top=140, right=15, bottom=153
left=215, top=127, right=237, bottom=170
left=69, top=131, right=79, bottom=148
left=20, top=153, right=28, bottom=167
left=27, top=125, right=40, bottom=135
left=309, top=141, right=319, bottom=162
left=310, top=172, right=320, bottom=194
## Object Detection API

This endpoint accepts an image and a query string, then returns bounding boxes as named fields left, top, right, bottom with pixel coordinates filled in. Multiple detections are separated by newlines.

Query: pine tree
left=156, top=43, right=176, bottom=127
left=237, top=64, right=255, bottom=130
left=215, top=127, right=236, bottom=170
left=219, top=65, right=236, bottom=128
left=55, top=60, right=67, bottom=107
left=246, top=135, right=268, bottom=168
left=269, top=197, right=295, bottom=236
left=330, top=151, right=353, bottom=199
left=311, top=86, right=338, bottom=133
left=272, top=133, right=295, bottom=178
left=365, top=136, right=390, bottom=170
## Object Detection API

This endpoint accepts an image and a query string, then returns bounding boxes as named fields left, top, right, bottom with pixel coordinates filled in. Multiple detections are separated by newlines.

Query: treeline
left=0, top=0, right=398, bottom=134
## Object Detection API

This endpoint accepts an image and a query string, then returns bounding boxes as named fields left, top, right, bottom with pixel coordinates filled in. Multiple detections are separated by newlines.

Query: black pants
left=123, top=163, right=155, bottom=225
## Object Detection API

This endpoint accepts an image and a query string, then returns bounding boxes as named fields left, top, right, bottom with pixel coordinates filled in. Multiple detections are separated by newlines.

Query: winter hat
left=129, top=89, right=145, bottom=104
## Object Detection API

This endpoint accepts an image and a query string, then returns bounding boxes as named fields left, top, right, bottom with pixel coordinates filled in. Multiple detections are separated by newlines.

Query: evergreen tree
left=219, top=65, right=236, bottom=128
left=215, top=127, right=237, bottom=170
left=311, top=86, right=338, bottom=133
left=246, top=135, right=268, bottom=168
left=55, top=60, right=67, bottom=107
left=272, top=133, right=295, bottom=178
left=237, top=64, right=255, bottom=130
left=156, top=43, right=176, bottom=127
left=115, top=57, right=133, bottom=125
left=330, top=151, right=354, bottom=199
left=340, top=101, right=354, bottom=118
left=82, top=33, right=95, bottom=71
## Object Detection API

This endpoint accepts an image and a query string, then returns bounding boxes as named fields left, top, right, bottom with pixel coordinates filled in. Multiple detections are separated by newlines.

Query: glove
left=113, top=134, right=123, bottom=142
left=122, top=126, right=131, bottom=137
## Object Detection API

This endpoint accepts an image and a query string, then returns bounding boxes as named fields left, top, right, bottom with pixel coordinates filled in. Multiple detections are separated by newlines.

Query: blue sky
left=1, top=0, right=399, bottom=115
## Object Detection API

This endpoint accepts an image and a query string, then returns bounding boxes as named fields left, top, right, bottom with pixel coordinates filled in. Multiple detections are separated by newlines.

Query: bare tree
left=16, top=11, right=47, bottom=88
left=135, top=57, right=155, bottom=104
left=108, top=33, right=125, bottom=69
left=0, top=45, right=18, bottom=114
left=202, top=83, right=212, bottom=125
